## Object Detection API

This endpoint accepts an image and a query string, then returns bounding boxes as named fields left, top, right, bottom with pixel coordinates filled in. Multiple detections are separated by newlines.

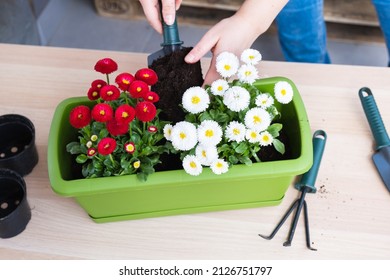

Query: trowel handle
left=158, top=0, right=183, bottom=47
left=359, top=87, right=390, bottom=150
left=295, top=130, right=327, bottom=193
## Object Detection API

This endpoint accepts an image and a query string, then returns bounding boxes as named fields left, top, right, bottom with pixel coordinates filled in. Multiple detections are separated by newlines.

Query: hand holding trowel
left=359, top=87, right=390, bottom=192
left=148, top=0, right=204, bottom=123
left=147, top=0, right=183, bottom=67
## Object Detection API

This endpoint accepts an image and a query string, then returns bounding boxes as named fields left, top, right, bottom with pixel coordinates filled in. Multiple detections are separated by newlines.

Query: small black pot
left=0, top=169, right=31, bottom=238
left=0, top=114, right=39, bottom=176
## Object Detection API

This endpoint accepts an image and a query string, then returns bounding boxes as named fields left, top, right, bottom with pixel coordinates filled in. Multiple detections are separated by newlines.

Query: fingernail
left=185, top=54, right=195, bottom=63
left=165, top=15, right=174, bottom=25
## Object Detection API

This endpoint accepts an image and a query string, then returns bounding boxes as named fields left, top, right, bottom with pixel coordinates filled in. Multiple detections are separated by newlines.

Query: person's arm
left=139, top=0, right=182, bottom=34
left=185, top=0, right=289, bottom=85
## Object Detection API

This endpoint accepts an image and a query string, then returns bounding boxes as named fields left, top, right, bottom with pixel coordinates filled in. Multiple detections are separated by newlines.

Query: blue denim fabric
left=276, top=0, right=330, bottom=63
left=371, top=0, right=390, bottom=66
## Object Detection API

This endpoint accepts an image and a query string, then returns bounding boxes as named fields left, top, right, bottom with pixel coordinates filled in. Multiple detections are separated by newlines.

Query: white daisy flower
left=259, top=131, right=273, bottom=146
left=225, top=121, right=246, bottom=143
left=216, top=51, right=239, bottom=78
left=86, top=141, right=93, bottom=148
left=210, top=158, right=229, bottom=175
left=182, top=86, right=210, bottom=114
left=237, top=64, right=258, bottom=84
left=210, top=79, right=229, bottom=96
left=255, top=93, right=274, bottom=109
left=223, top=86, right=250, bottom=112
left=195, top=144, right=219, bottom=166
left=182, top=155, right=203, bottom=176
left=245, top=129, right=261, bottom=143
left=171, top=121, right=198, bottom=151
left=241, top=49, right=262, bottom=65
left=197, top=120, right=223, bottom=146
left=274, top=81, right=294, bottom=104
left=163, top=124, right=173, bottom=141
left=244, top=107, right=271, bottom=132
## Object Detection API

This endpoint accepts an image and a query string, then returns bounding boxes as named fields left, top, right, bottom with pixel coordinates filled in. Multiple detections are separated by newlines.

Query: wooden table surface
left=0, top=43, right=389, bottom=260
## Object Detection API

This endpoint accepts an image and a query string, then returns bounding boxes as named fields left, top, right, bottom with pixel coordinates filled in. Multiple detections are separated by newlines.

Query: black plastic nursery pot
left=0, top=114, right=39, bottom=176
left=0, top=168, right=31, bottom=238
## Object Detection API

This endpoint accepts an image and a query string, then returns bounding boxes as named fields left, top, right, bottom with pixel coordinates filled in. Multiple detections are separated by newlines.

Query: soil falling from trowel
left=150, top=47, right=204, bottom=123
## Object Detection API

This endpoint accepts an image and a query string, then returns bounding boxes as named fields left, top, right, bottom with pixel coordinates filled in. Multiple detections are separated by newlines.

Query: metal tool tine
left=258, top=200, right=299, bottom=240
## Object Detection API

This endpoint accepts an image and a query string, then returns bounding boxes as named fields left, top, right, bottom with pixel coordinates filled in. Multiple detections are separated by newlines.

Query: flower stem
left=251, top=148, right=261, bottom=162
left=106, top=74, right=110, bottom=85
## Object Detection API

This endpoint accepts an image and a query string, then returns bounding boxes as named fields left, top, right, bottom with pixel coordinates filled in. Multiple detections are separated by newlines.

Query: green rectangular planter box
left=48, top=77, right=313, bottom=223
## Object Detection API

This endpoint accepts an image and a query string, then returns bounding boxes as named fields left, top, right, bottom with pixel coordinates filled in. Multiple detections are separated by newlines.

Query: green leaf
left=66, top=142, right=82, bottom=154
left=234, top=142, right=248, bottom=154
left=268, top=123, right=283, bottom=137
left=238, top=156, right=253, bottom=166
left=76, top=154, right=88, bottom=164
left=273, top=138, right=285, bottom=154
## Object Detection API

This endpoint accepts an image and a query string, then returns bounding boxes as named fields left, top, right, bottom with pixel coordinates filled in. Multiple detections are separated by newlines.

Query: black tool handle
left=295, top=130, right=327, bottom=193
left=359, top=87, right=390, bottom=150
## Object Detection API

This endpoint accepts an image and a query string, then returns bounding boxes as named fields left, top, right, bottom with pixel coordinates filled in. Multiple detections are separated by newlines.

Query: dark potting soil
left=150, top=47, right=204, bottom=123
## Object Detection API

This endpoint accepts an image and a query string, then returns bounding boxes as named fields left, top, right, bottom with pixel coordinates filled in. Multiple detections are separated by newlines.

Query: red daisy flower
left=106, top=119, right=129, bottom=136
left=69, top=105, right=91, bottom=128
left=87, top=147, right=97, bottom=157
left=87, top=87, right=100, bottom=100
left=115, top=104, right=135, bottom=124
left=91, top=79, right=107, bottom=89
left=97, top=137, right=117, bottom=155
left=94, top=58, right=118, bottom=74
left=115, top=72, right=135, bottom=91
left=124, top=142, right=136, bottom=154
left=147, top=126, right=158, bottom=133
left=91, top=103, right=113, bottom=122
left=100, top=85, right=120, bottom=101
left=129, top=80, right=149, bottom=99
left=135, top=68, right=158, bottom=86
left=144, top=91, right=159, bottom=103
left=135, top=101, right=157, bottom=122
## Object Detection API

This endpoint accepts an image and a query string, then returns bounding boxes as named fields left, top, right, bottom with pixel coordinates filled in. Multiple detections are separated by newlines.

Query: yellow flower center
left=99, top=110, right=105, bottom=116
left=249, top=55, right=255, bottom=60
left=137, top=87, right=142, bottom=92
left=253, top=116, right=261, bottom=124
left=281, top=89, right=286, bottom=96
left=202, top=150, right=207, bottom=158
left=192, top=96, right=200, bottom=104
left=122, top=79, right=130, bottom=85
left=143, top=107, right=148, bottom=112
left=245, top=71, right=251, bottom=76
left=190, top=161, right=197, bottom=168
left=224, top=64, right=231, bottom=71
left=126, top=144, right=134, bottom=152
left=205, top=129, right=214, bottom=137
left=217, top=86, right=223, bottom=91
left=107, top=90, right=113, bottom=96
left=92, top=91, right=98, bottom=97
left=216, top=162, right=223, bottom=168
left=133, top=161, right=140, bottom=168
left=263, top=135, right=269, bottom=141
left=179, top=132, right=186, bottom=139
left=233, top=128, right=240, bottom=135
left=143, top=73, right=150, bottom=78
left=77, top=113, right=83, bottom=119
left=122, top=112, right=129, bottom=118
left=250, top=132, right=257, bottom=138
left=148, top=96, right=153, bottom=101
